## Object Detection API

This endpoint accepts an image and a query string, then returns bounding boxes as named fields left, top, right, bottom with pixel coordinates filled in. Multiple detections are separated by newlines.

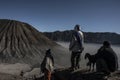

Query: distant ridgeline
left=43, top=30, right=120, bottom=44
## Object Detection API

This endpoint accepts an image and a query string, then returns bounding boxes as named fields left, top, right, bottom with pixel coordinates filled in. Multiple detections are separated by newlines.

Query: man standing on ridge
left=69, top=24, right=84, bottom=70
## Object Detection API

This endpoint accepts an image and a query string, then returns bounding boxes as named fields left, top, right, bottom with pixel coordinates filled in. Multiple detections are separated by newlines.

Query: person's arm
left=81, top=32, right=84, bottom=48
left=69, top=34, right=75, bottom=50
left=40, top=56, right=47, bottom=73
left=51, top=55, right=54, bottom=66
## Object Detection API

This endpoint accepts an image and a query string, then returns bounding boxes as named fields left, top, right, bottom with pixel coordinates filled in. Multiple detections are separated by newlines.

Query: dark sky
left=0, top=0, right=120, bottom=33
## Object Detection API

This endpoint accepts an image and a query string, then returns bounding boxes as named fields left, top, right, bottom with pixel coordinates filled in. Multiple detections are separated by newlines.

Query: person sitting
left=95, top=41, right=118, bottom=75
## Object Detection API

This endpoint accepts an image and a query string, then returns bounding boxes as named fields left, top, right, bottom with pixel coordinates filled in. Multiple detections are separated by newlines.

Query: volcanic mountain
left=0, top=19, right=68, bottom=67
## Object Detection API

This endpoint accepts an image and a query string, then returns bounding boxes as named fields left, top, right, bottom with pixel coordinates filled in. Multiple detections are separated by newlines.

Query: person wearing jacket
left=96, top=41, right=118, bottom=75
left=41, top=49, right=54, bottom=80
left=69, top=24, right=84, bottom=70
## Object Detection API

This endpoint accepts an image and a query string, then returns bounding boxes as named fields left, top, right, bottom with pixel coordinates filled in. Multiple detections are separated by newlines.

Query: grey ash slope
left=0, top=19, right=68, bottom=67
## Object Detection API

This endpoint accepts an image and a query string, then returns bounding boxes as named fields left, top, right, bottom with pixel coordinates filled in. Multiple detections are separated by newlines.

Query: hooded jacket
left=69, top=30, right=84, bottom=52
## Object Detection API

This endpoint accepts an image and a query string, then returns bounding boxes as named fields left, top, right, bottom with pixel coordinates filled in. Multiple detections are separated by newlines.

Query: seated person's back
left=96, top=41, right=118, bottom=73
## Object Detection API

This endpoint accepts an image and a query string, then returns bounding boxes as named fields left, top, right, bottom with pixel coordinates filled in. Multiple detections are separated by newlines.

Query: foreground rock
left=39, top=68, right=120, bottom=80
left=0, top=63, right=31, bottom=75
left=0, top=73, right=24, bottom=80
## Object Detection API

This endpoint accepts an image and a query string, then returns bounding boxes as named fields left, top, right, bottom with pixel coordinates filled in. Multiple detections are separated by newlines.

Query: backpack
left=74, top=31, right=82, bottom=48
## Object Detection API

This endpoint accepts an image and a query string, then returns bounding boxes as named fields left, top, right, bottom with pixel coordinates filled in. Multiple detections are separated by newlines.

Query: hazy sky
left=0, top=0, right=120, bottom=33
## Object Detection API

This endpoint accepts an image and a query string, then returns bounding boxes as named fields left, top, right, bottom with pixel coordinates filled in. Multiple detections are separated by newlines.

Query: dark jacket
left=96, top=46, right=118, bottom=72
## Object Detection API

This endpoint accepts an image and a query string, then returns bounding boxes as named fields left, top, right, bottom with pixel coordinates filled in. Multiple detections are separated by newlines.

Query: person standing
left=69, top=24, right=84, bottom=70
left=41, top=49, right=54, bottom=80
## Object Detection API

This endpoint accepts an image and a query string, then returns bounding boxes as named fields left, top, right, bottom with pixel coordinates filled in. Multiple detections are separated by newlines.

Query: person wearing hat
left=41, top=49, right=54, bottom=80
left=96, top=41, right=118, bottom=74
left=69, top=24, right=84, bottom=70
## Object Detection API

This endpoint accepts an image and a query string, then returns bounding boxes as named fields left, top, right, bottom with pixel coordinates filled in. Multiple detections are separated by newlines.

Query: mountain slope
left=0, top=19, right=68, bottom=67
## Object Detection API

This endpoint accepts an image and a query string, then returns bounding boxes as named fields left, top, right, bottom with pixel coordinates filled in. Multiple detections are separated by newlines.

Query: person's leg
left=92, top=62, right=95, bottom=71
left=47, top=71, right=51, bottom=80
left=76, top=52, right=81, bottom=69
left=44, top=70, right=51, bottom=80
left=71, top=52, right=76, bottom=69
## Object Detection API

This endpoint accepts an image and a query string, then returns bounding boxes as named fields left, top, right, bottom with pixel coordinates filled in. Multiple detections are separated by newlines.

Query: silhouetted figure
left=41, top=49, right=54, bottom=80
left=85, top=53, right=96, bottom=71
left=96, top=41, right=118, bottom=74
left=69, top=24, right=84, bottom=70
